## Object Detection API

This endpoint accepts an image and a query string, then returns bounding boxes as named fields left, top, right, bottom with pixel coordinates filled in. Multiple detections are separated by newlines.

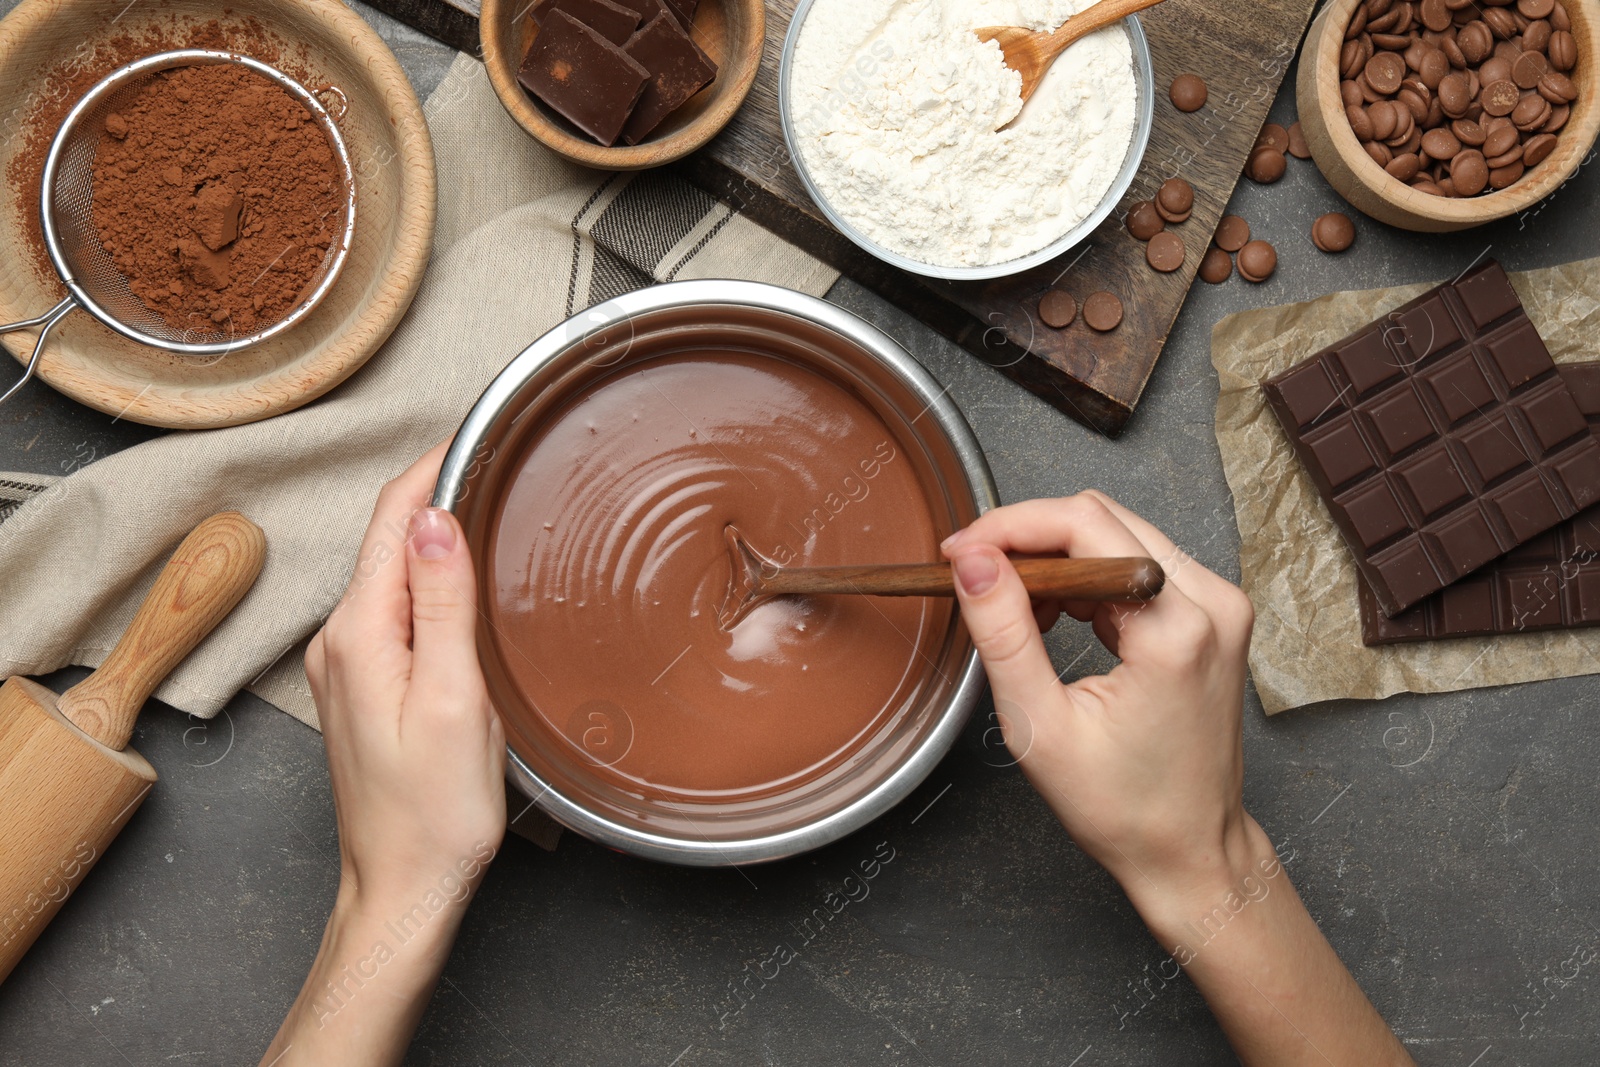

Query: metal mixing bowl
left=777, top=3, right=1155, bottom=281
left=434, top=281, right=998, bottom=865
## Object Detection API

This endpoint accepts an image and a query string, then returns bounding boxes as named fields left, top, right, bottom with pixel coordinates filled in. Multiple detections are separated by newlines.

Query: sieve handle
left=0, top=296, right=77, bottom=408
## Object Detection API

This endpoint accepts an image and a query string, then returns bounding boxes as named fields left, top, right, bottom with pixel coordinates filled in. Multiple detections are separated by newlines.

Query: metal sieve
left=0, top=49, right=357, bottom=407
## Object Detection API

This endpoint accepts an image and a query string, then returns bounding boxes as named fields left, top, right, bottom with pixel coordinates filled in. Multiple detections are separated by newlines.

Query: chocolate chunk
left=1083, top=291, right=1123, bottom=332
left=1145, top=231, right=1185, bottom=273
left=530, top=0, right=642, bottom=45
left=664, top=0, right=698, bottom=26
left=1038, top=290, right=1076, bottom=328
left=1237, top=239, right=1277, bottom=282
left=1213, top=214, right=1250, bottom=252
left=192, top=180, right=243, bottom=252
left=1311, top=211, right=1355, bottom=253
left=1262, top=260, right=1600, bottom=617
left=1125, top=200, right=1164, bottom=240
left=620, top=12, right=717, bottom=144
left=1169, top=73, right=1207, bottom=112
left=1199, top=247, right=1232, bottom=284
left=519, top=10, right=651, bottom=146
left=1360, top=364, right=1600, bottom=644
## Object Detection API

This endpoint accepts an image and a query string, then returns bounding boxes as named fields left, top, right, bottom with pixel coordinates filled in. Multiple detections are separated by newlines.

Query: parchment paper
left=1211, top=257, right=1600, bottom=714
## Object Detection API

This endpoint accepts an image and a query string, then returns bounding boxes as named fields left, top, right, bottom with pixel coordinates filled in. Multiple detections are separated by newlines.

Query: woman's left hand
left=306, top=440, right=507, bottom=915
left=262, top=441, right=506, bottom=1067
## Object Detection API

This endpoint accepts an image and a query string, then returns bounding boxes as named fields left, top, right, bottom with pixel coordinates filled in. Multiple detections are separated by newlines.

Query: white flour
left=789, top=0, right=1138, bottom=268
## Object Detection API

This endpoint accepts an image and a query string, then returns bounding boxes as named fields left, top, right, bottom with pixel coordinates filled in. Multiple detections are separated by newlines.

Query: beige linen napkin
left=1212, top=258, right=1600, bottom=714
left=0, top=54, right=838, bottom=728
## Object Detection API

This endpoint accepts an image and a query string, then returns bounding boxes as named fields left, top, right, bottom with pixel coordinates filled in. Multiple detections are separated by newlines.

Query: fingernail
left=940, top=530, right=965, bottom=553
left=409, top=507, right=455, bottom=560
left=953, top=550, right=999, bottom=597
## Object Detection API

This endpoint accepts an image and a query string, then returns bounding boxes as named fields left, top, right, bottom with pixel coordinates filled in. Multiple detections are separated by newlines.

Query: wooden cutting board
left=370, top=0, right=1319, bottom=435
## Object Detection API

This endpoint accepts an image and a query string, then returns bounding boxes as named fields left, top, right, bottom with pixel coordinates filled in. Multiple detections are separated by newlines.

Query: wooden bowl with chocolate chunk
left=1297, top=0, right=1600, bottom=231
left=481, top=0, right=763, bottom=169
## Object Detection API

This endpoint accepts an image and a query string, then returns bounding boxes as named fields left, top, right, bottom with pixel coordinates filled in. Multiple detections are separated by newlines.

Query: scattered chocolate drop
left=1169, top=73, right=1207, bottom=112
left=1247, top=145, right=1287, bottom=183
left=1083, top=291, right=1123, bottom=331
left=1125, top=200, right=1164, bottom=240
left=1145, top=231, right=1186, bottom=273
left=1038, top=289, right=1077, bottom=328
left=1237, top=239, right=1277, bottom=283
left=1255, top=123, right=1290, bottom=154
left=1199, top=246, right=1233, bottom=284
left=1311, top=212, right=1355, bottom=253
left=1213, top=214, right=1250, bottom=252
left=1155, top=177, right=1194, bottom=223
left=1287, top=120, right=1311, bottom=159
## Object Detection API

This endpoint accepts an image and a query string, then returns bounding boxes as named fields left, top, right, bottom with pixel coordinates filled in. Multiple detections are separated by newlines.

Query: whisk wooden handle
left=762, top=556, right=1165, bottom=601
left=56, top=513, right=266, bottom=751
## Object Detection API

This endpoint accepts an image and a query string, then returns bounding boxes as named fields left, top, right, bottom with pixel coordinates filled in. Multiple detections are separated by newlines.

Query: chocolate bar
left=530, top=0, right=641, bottom=45
left=1263, top=260, right=1600, bottom=617
left=518, top=9, right=651, bottom=146
left=1361, top=364, right=1600, bottom=644
left=620, top=12, right=716, bottom=145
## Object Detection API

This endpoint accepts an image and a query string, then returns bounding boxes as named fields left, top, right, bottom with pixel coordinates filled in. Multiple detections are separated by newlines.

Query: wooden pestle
left=0, top=512, right=265, bottom=983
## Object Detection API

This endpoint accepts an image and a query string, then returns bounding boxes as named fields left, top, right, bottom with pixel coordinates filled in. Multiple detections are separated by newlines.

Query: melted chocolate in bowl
left=443, top=289, right=990, bottom=858
left=488, top=350, right=948, bottom=801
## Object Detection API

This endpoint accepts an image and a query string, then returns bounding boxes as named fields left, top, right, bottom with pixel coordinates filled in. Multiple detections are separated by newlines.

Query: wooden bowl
left=1297, top=0, right=1600, bottom=231
left=0, top=0, right=435, bottom=428
left=480, top=0, right=763, bottom=169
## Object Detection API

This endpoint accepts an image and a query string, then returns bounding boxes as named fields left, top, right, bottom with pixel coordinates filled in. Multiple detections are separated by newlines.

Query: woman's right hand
left=941, top=490, right=1259, bottom=905
left=943, top=491, right=1413, bottom=1066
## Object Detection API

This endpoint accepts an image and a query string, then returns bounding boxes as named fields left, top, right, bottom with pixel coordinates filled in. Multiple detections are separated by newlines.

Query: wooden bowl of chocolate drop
left=481, top=0, right=763, bottom=169
left=1297, top=0, right=1600, bottom=231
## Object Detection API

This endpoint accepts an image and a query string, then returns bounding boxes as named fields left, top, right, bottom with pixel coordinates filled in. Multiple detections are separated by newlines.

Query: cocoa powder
left=89, top=62, right=343, bottom=334
left=4, top=16, right=335, bottom=331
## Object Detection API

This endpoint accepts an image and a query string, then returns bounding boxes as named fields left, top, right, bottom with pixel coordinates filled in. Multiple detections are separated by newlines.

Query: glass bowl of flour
left=780, top=0, right=1154, bottom=280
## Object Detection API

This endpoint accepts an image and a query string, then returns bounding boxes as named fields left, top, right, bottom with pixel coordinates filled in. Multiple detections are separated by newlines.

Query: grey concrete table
left=2, top=6, right=1598, bottom=1064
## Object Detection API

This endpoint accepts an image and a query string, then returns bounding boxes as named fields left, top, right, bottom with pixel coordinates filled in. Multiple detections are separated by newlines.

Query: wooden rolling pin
left=0, top=512, right=265, bottom=984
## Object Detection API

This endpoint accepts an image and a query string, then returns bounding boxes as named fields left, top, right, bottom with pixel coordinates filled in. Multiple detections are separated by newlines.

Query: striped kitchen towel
left=0, top=53, right=838, bottom=728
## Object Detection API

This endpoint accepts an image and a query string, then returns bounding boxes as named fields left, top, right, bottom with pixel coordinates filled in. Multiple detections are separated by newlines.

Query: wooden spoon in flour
left=976, top=0, right=1167, bottom=109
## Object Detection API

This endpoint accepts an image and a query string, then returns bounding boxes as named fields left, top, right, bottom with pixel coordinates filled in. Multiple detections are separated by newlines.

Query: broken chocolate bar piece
left=519, top=9, right=651, bottom=146
left=609, top=0, right=678, bottom=34
left=620, top=12, right=717, bottom=145
left=664, top=0, right=698, bottom=27
left=529, top=0, right=641, bottom=46
left=1360, top=364, right=1600, bottom=644
left=1262, top=260, right=1600, bottom=618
